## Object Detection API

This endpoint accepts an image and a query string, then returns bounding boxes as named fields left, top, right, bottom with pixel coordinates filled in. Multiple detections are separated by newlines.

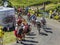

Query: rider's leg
left=43, top=24, right=47, bottom=29
left=39, top=28, right=41, bottom=34
left=37, top=27, right=41, bottom=34
left=22, top=33, right=25, bottom=40
left=16, top=37, right=19, bottom=43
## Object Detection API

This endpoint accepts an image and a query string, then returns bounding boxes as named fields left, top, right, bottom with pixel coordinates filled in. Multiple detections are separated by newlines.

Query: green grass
left=0, top=0, right=60, bottom=7
left=45, top=3, right=60, bottom=11
left=8, top=0, right=60, bottom=7
left=0, top=0, right=60, bottom=5
left=3, top=31, right=16, bottom=45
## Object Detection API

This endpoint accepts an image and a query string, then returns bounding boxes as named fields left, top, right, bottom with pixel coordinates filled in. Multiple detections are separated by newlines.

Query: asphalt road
left=6, top=16, right=60, bottom=45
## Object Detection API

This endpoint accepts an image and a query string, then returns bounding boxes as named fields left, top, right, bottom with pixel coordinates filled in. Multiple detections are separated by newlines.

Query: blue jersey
left=30, top=15, right=36, bottom=20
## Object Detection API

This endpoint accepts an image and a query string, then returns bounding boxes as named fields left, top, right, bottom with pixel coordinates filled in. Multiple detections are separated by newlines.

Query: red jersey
left=27, top=13, right=30, bottom=17
left=17, top=18, right=22, bottom=25
left=14, top=30, right=22, bottom=38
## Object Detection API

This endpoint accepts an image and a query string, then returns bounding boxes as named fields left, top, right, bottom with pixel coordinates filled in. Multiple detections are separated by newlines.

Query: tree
left=0, top=0, right=3, bottom=5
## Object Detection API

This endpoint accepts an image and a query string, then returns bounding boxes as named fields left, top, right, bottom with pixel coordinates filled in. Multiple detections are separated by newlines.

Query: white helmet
left=16, top=24, right=18, bottom=27
left=36, top=20, right=39, bottom=22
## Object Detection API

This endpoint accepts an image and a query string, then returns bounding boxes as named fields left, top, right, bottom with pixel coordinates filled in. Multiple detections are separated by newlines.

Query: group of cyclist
left=0, top=6, right=47, bottom=44
left=14, top=7, right=47, bottom=43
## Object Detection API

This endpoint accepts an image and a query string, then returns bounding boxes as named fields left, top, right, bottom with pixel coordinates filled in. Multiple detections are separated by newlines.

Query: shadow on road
left=44, top=30, right=53, bottom=33
left=40, top=32, right=48, bottom=36
left=46, top=28, right=52, bottom=30
left=44, top=28, right=53, bottom=33
left=21, top=42, right=35, bottom=45
left=25, top=37, right=36, bottom=39
left=27, top=32, right=36, bottom=36
left=21, top=39, right=38, bottom=45
left=22, top=39, right=38, bottom=43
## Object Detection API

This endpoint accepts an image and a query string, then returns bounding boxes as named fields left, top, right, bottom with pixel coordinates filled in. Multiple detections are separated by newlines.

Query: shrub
left=54, top=15, right=60, bottom=20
